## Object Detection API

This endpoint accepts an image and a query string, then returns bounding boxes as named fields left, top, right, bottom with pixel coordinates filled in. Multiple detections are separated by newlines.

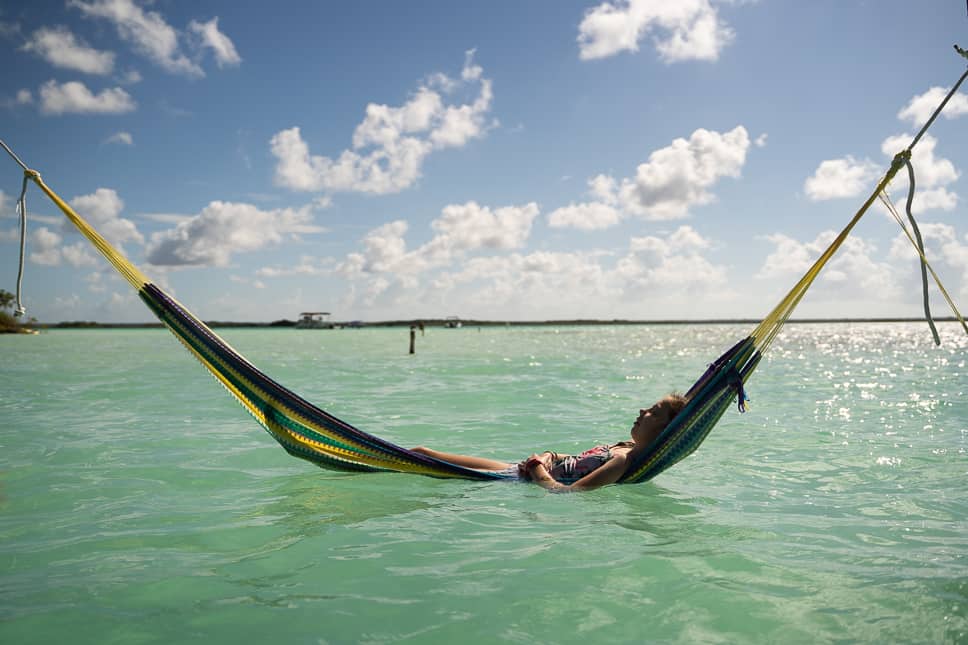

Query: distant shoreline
left=33, top=317, right=961, bottom=330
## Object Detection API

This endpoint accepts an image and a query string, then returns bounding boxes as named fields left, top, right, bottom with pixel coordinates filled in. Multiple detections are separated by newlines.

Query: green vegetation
left=0, top=289, right=37, bottom=334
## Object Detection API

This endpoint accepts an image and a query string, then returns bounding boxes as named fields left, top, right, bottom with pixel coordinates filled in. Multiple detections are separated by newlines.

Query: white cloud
left=28, top=226, right=98, bottom=267
left=804, top=156, right=880, bottom=201
left=618, top=125, right=750, bottom=219
left=39, top=79, right=135, bottom=115
left=61, top=242, right=99, bottom=267
left=428, top=201, right=538, bottom=253
left=578, top=0, right=735, bottom=62
left=188, top=17, right=241, bottom=68
left=68, top=188, right=144, bottom=253
left=426, top=226, right=728, bottom=318
left=889, top=222, right=968, bottom=301
left=898, top=86, right=968, bottom=127
left=339, top=202, right=539, bottom=280
left=428, top=250, right=617, bottom=317
left=549, top=128, right=751, bottom=231
left=616, top=225, right=723, bottom=289
left=548, top=202, right=622, bottom=230
left=548, top=175, right=624, bottom=230
left=270, top=51, right=493, bottom=195
left=29, top=227, right=63, bottom=265
left=755, top=230, right=902, bottom=308
left=104, top=131, right=133, bottom=145
left=145, top=201, right=324, bottom=267
left=22, top=25, right=115, bottom=74
left=333, top=208, right=736, bottom=318
left=70, top=0, right=204, bottom=77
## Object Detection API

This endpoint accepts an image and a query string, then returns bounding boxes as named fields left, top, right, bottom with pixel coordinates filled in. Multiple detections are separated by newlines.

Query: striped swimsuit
left=549, top=444, right=613, bottom=483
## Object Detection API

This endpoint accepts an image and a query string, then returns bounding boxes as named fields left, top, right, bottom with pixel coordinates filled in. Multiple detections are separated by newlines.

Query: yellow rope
left=28, top=170, right=150, bottom=290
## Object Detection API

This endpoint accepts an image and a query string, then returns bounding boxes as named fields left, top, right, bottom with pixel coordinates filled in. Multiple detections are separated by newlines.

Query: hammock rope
left=1, top=139, right=31, bottom=318
left=3, top=50, right=967, bottom=484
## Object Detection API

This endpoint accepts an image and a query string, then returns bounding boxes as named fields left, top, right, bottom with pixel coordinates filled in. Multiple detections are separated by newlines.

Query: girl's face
left=631, top=402, right=669, bottom=443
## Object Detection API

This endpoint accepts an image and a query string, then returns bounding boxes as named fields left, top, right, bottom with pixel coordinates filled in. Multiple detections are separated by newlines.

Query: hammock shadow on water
left=248, top=472, right=456, bottom=532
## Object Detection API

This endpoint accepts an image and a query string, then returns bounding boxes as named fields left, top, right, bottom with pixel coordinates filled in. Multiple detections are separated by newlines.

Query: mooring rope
left=0, top=139, right=33, bottom=318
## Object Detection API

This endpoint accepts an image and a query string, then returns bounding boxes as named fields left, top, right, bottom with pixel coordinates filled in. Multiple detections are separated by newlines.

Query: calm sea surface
left=1, top=323, right=965, bottom=644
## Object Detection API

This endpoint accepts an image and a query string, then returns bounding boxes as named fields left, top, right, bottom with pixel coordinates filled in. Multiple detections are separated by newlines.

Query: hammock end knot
left=890, top=149, right=912, bottom=174
left=726, top=368, right=750, bottom=414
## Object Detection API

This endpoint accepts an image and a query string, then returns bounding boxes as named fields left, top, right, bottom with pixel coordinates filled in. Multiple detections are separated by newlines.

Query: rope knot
left=726, top=368, right=750, bottom=413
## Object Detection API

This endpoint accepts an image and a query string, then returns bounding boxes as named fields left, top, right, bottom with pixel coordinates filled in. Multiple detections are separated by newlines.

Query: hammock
left=3, top=55, right=967, bottom=485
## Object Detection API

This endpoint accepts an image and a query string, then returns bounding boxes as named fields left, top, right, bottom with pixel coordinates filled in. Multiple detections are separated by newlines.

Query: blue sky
left=2, top=0, right=967, bottom=323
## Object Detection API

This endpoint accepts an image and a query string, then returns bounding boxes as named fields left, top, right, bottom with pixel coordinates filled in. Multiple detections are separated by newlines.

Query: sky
left=1, top=0, right=967, bottom=324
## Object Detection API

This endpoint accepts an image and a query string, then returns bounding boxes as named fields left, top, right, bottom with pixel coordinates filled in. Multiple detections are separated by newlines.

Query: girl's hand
left=519, top=452, right=553, bottom=479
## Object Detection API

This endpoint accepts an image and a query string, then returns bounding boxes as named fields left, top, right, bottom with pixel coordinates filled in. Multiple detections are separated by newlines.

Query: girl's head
left=630, top=392, right=688, bottom=445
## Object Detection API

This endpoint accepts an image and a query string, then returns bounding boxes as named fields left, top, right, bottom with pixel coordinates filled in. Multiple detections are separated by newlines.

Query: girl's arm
left=526, top=453, right=628, bottom=492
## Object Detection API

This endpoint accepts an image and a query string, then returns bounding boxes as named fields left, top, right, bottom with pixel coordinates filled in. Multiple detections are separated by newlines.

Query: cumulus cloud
left=427, top=250, right=616, bottom=316
left=547, top=202, right=623, bottom=230
left=145, top=201, right=324, bottom=267
left=549, top=127, right=751, bottom=230
left=330, top=205, right=734, bottom=317
left=29, top=226, right=98, bottom=267
left=70, top=0, right=237, bottom=77
left=188, top=17, right=241, bottom=68
left=69, top=188, right=144, bottom=252
left=548, top=176, right=623, bottom=230
left=39, top=79, right=135, bottom=114
left=428, top=226, right=725, bottom=317
left=21, top=25, right=115, bottom=74
left=578, top=0, right=735, bottom=62
left=898, top=86, right=968, bottom=127
left=755, top=230, right=902, bottom=306
left=888, top=222, right=968, bottom=300
left=621, top=126, right=750, bottom=218
left=807, top=89, right=962, bottom=210
left=804, top=156, right=880, bottom=201
left=615, top=225, right=724, bottom=290
left=270, top=50, right=493, bottom=195
left=337, top=202, right=539, bottom=283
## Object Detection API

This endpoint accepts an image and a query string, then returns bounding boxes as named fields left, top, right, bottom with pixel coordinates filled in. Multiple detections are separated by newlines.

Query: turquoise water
left=1, top=323, right=965, bottom=644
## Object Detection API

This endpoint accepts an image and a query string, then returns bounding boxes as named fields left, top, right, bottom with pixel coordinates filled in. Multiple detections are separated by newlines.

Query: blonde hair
left=661, top=392, right=688, bottom=423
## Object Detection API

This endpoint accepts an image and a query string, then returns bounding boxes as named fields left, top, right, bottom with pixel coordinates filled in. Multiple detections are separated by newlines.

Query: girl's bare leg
left=411, top=446, right=512, bottom=471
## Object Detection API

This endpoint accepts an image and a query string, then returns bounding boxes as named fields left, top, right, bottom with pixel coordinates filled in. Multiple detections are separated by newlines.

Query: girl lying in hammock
left=413, top=393, right=687, bottom=492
